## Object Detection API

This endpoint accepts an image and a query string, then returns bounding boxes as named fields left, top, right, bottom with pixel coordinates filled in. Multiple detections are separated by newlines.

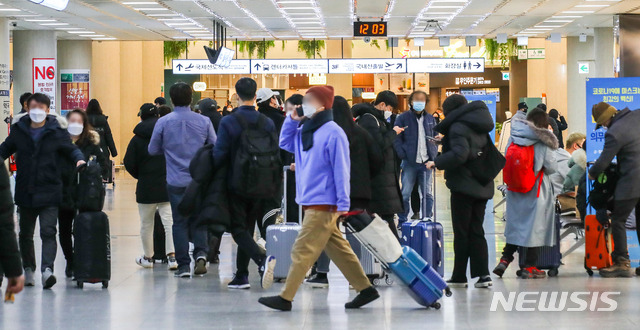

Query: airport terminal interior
left=1, top=0, right=640, bottom=329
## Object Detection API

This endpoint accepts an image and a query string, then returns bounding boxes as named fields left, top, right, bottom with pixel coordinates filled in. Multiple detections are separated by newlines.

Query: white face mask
left=384, top=110, right=392, bottom=120
left=302, top=103, right=317, bottom=117
left=67, top=122, right=84, bottom=136
left=412, top=101, right=426, bottom=112
left=29, top=109, right=47, bottom=123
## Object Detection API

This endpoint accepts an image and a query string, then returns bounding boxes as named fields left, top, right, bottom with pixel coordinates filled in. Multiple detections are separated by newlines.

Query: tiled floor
left=1, top=171, right=639, bottom=330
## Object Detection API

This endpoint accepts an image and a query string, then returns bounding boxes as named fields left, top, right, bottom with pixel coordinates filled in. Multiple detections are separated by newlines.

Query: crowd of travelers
left=0, top=79, right=639, bottom=310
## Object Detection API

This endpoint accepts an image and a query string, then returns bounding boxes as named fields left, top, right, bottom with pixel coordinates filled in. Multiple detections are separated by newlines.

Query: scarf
left=301, top=110, right=333, bottom=151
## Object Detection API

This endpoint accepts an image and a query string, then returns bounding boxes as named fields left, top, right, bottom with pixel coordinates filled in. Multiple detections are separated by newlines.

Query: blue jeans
left=399, top=161, right=433, bottom=223
left=167, top=185, right=208, bottom=268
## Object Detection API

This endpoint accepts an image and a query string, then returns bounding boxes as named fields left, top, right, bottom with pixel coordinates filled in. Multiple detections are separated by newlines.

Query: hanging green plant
left=163, top=40, right=189, bottom=65
left=482, top=38, right=521, bottom=68
left=234, top=40, right=275, bottom=58
left=297, top=40, right=325, bottom=58
left=368, top=39, right=390, bottom=50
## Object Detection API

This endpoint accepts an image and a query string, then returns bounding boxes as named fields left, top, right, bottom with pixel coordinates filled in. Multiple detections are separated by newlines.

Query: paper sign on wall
left=60, top=69, right=90, bottom=115
left=33, top=58, right=57, bottom=112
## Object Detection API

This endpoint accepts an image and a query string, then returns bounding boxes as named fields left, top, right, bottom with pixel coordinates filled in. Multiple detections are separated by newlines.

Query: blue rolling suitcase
left=400, top=170, right=445, bottom=276
left=628, top=230, right=640, bottom=268
left=517, top=200, right=562, bottom=277
left=388, top=246, right=451, bottom=309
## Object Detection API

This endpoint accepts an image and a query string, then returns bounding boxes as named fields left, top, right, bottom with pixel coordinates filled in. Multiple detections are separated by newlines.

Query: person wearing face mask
left=351, top=91, right=404, bottom=237
left=58, top=109, right=106, bottom=278
left=0, top=93, right=86, bottom=289
left=393, top=91, right=438, bottom=226
left=259, top=85, right=379, bottom=311
left=588, top=102, right=640, bottom=277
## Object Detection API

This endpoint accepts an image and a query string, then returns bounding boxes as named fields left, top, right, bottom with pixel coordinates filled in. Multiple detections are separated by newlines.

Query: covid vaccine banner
left=465, top=95, right=496, bottom=142
left=586, top=78, right=640, bottom=162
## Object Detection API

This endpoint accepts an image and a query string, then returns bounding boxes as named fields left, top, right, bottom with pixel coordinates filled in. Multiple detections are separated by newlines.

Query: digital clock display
left=354, top=22, right=387, bottom=37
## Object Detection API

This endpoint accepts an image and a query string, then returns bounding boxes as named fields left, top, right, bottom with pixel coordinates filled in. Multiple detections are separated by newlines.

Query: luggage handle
left=282, top=165, right=303, bottom=225
left=343, top=220, right=391, bottom=270
left=419, top=168, right=437, bottom=223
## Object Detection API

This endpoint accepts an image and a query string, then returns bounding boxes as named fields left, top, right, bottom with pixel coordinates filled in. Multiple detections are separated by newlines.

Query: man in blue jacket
left=394, top=91, right=438, bottom=224
left=0, top=93, right=85, bottom=289
left=149, top=83, right=216, bottom=278
left=259, top=85, right=379, bottom=311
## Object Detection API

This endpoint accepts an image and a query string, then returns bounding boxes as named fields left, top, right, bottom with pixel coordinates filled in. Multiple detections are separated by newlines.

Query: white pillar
left=566, top=36, right=594, bottom=135
left=0, top=19, right=10, bottom=142
left=594, top=27, right=615, bottom=78
left=12, top=30, right=57, bottom=114
left=57, top=40, right=92, bottom=111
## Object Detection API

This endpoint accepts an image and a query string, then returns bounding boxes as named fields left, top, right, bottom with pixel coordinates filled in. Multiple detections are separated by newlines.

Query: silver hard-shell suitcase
left=265, top=166, right=303, bottom=280
left=346, top=232, right=392, bottom=285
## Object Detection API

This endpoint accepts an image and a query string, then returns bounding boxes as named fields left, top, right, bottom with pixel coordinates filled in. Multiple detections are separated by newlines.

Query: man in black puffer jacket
left=0, top=93, right=85, bottom=289
left=124, top=104, right=176, bottom=270
left=434, top=94, right=495, bottom=289
left=353, top=99, right=404, bottom=237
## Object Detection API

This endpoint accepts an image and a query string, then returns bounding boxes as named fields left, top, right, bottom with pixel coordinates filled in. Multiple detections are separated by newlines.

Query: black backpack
left=588, top=163, right=618, bottom=211
left=74, top=156, right=106, bottom=212
left=230, top=114, right=281, bottom=198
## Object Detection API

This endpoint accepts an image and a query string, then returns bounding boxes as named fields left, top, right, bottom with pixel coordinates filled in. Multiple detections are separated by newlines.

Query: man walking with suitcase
left=149, top=83, right=216, bottom=278
left=259, top=85, right=379, bottom=311
left=589, top=102, right=640, bottom=277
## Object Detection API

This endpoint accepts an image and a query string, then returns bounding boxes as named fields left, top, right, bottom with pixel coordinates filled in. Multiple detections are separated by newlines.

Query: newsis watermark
left=490, top=291, right=621, bottom=312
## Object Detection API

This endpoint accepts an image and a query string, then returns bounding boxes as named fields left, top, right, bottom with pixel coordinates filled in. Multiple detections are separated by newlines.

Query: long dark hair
left=66, top=108, right=95, bottom=147
left=332, top=96, right=354, bottom=140
left=86, top=99, right=103, bottom=116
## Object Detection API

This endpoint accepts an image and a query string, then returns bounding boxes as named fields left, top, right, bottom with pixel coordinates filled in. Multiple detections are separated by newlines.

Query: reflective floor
left=1, top=171, right=639, bottom=330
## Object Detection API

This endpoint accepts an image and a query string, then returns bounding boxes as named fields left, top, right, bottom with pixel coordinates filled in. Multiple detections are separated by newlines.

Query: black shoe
left=411, top=213, right=421, bottom=220
left=259, top=255, right=276, bottom=289
left=65, top=262, right=73, bottom=279
left=474, top=276, right=493, bottom=288
left=345, top=286, right=379, bottom=309
left=258, top=296, right=292, bottom=311
left=228, top=274, right=251, bottom=289
left=636, top=267, right=640, bottom=276
left=209, top=254, right=220, bottom=264
left=194, top=256, right=207, bottom=275
left=305, top=273, right=329, bottom=288
left=446, top=279, right=468, bottom=288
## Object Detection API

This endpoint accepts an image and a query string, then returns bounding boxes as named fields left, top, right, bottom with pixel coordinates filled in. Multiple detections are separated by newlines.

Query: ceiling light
left=25, top=19, right=57, bottom=22
left=68, top=31, right=94, bottom=34
left=535, top=25, right=562, bottom=28
left=132, top=7, right=168, bottom=11
left=40, top=23, right=69, bottom=26
left=80, top=34, right=104, bottom=37
left=429, top=5, right=463, bottom=9
left=157, top=18, right=190, bottom=21
left=562, top=11, right=595, bottom=14
left=122, top=1, right=158, bottom=4
left=552, top=15, right=582, bottom=18
left=56, top=27, right=82, bottom=30
left=575, top=4, right=610, bottom=8
left=165, top=22, right=198, bottom=26
left=0, top=8, right=21, bottom=11
left=146, top=13, right=179, bottom=17
left=28, top=0, right=69, bottom=11
left=92, top=37, right=117, bottom=41
left=544, top=20, right=573, bottom=23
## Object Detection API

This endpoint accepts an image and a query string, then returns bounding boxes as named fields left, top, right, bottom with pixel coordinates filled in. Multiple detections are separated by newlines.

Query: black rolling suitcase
left=517, top=200, right=562, bottom=277
left=74, top=211, right=111, bottom=288
left=152, top=211, right=167, bottom=263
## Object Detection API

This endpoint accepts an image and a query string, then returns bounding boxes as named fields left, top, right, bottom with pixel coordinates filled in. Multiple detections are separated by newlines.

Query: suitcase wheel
left=102, top=281, right=109, bottom=289
left=587, top=269, right=594, bottom=276
left=76, top=281, right=83, bottom=289
left=430, top=302, right=441, bottom=310
left=385, top=275, right=394, bottom=286
left=548, top=268, right=559, bottom=277
left=371, top=277, right=380, bottom=286
left=445, top=287, right=452, bottom=297
left=516, top=270, right=522, bottom=277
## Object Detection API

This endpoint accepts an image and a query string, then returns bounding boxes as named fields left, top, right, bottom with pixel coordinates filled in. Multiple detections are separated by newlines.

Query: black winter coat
left=353, top=103, right=403, bottom=215
left=123, top=117, right=169, bottom=204
left=0, top=165, right=22, bottom=277
left=202, top=109, right=222, bottom=132
left=60, top=130, right=106, bottom=210
left=349, top=125, right=383, bottom=208
left=552, top=116, right=568, bottom=149
left=88, top=113, right=118, bottom=159
left=259, top=104, right=290, bottom=165
left=0, top=115, right=84, bottom=208
left=434, top=101, right=495, bottom=200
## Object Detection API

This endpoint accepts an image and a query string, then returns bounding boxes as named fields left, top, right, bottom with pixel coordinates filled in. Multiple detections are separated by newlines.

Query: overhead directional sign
left=172, top=59, right=250, bottom=74
left=250, top=59, right=328, bottom=74
left=328, top=58, right=406, bottom=74
left=407, top=58, right=485, bottom=73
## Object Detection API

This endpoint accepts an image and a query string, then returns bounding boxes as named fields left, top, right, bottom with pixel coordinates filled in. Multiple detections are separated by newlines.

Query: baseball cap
left=199, top=98, right=218, bottom=113
left=256, top=88, right=277, bottom=104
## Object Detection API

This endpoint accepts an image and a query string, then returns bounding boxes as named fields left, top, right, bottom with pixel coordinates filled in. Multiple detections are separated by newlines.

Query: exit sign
left=579, top=62, right=590, bottom=74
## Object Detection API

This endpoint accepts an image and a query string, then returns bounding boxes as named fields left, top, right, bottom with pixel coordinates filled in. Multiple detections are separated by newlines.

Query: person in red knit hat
left=259, top=85, right=379, bottom=311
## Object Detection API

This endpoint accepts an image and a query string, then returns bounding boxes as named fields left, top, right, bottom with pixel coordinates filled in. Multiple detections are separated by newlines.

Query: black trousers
left=501, top=244, right=539, bottom=268
left=611, top=198, right=640, bottom=260
left=379, top=214, right=400, bottom=242
left=228, top=193, right=266, bottom=276
left=450, top=192, right=489, bottom=281
left=58, top=208, right=76, bottom=265
left=411, top=181, right=421, bottom=216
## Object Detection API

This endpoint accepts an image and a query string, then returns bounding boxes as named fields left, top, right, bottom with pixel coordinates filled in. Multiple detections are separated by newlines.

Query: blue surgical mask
left=412, top=101, right=426, bottom=112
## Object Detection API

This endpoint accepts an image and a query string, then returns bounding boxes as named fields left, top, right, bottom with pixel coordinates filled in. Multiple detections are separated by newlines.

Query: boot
left=599, top=256, right=632, bottom=278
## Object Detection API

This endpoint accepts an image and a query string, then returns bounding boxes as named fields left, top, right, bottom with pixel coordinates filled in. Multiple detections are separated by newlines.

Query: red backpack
left=503, top=143, right=543, bottom=197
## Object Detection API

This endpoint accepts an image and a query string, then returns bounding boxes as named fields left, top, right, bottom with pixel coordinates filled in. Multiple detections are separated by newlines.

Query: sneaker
left=24, top=268, right=35, bottom=286
left=474, top=276, right=493, bottom=288
left=446, top=279, right=468, bottom=288
left=174, top=266, right=191, bottom=278
left=599, top=257, right=632, bottom=278
left=194, top=256, right=207, bottom=275
left=493, top=258, right=511, bottom=278
left=258, top=295, right=292, bottom=311
left=42, top=268, right=57, bottom=289
left=65, top=262, right=73, bottom=279
left=228, top=274, right=251, bottom=289
left=305, top=273, right=329, bottom=288
left=135, top=256, right=153, bottom=269
left=168, top=255, right=178, bottom=270
left=259, top=255, right=277, bottom=289
left=345, top=286, right=380, bottom=309
left=521, top=267, right=547, bottom=279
